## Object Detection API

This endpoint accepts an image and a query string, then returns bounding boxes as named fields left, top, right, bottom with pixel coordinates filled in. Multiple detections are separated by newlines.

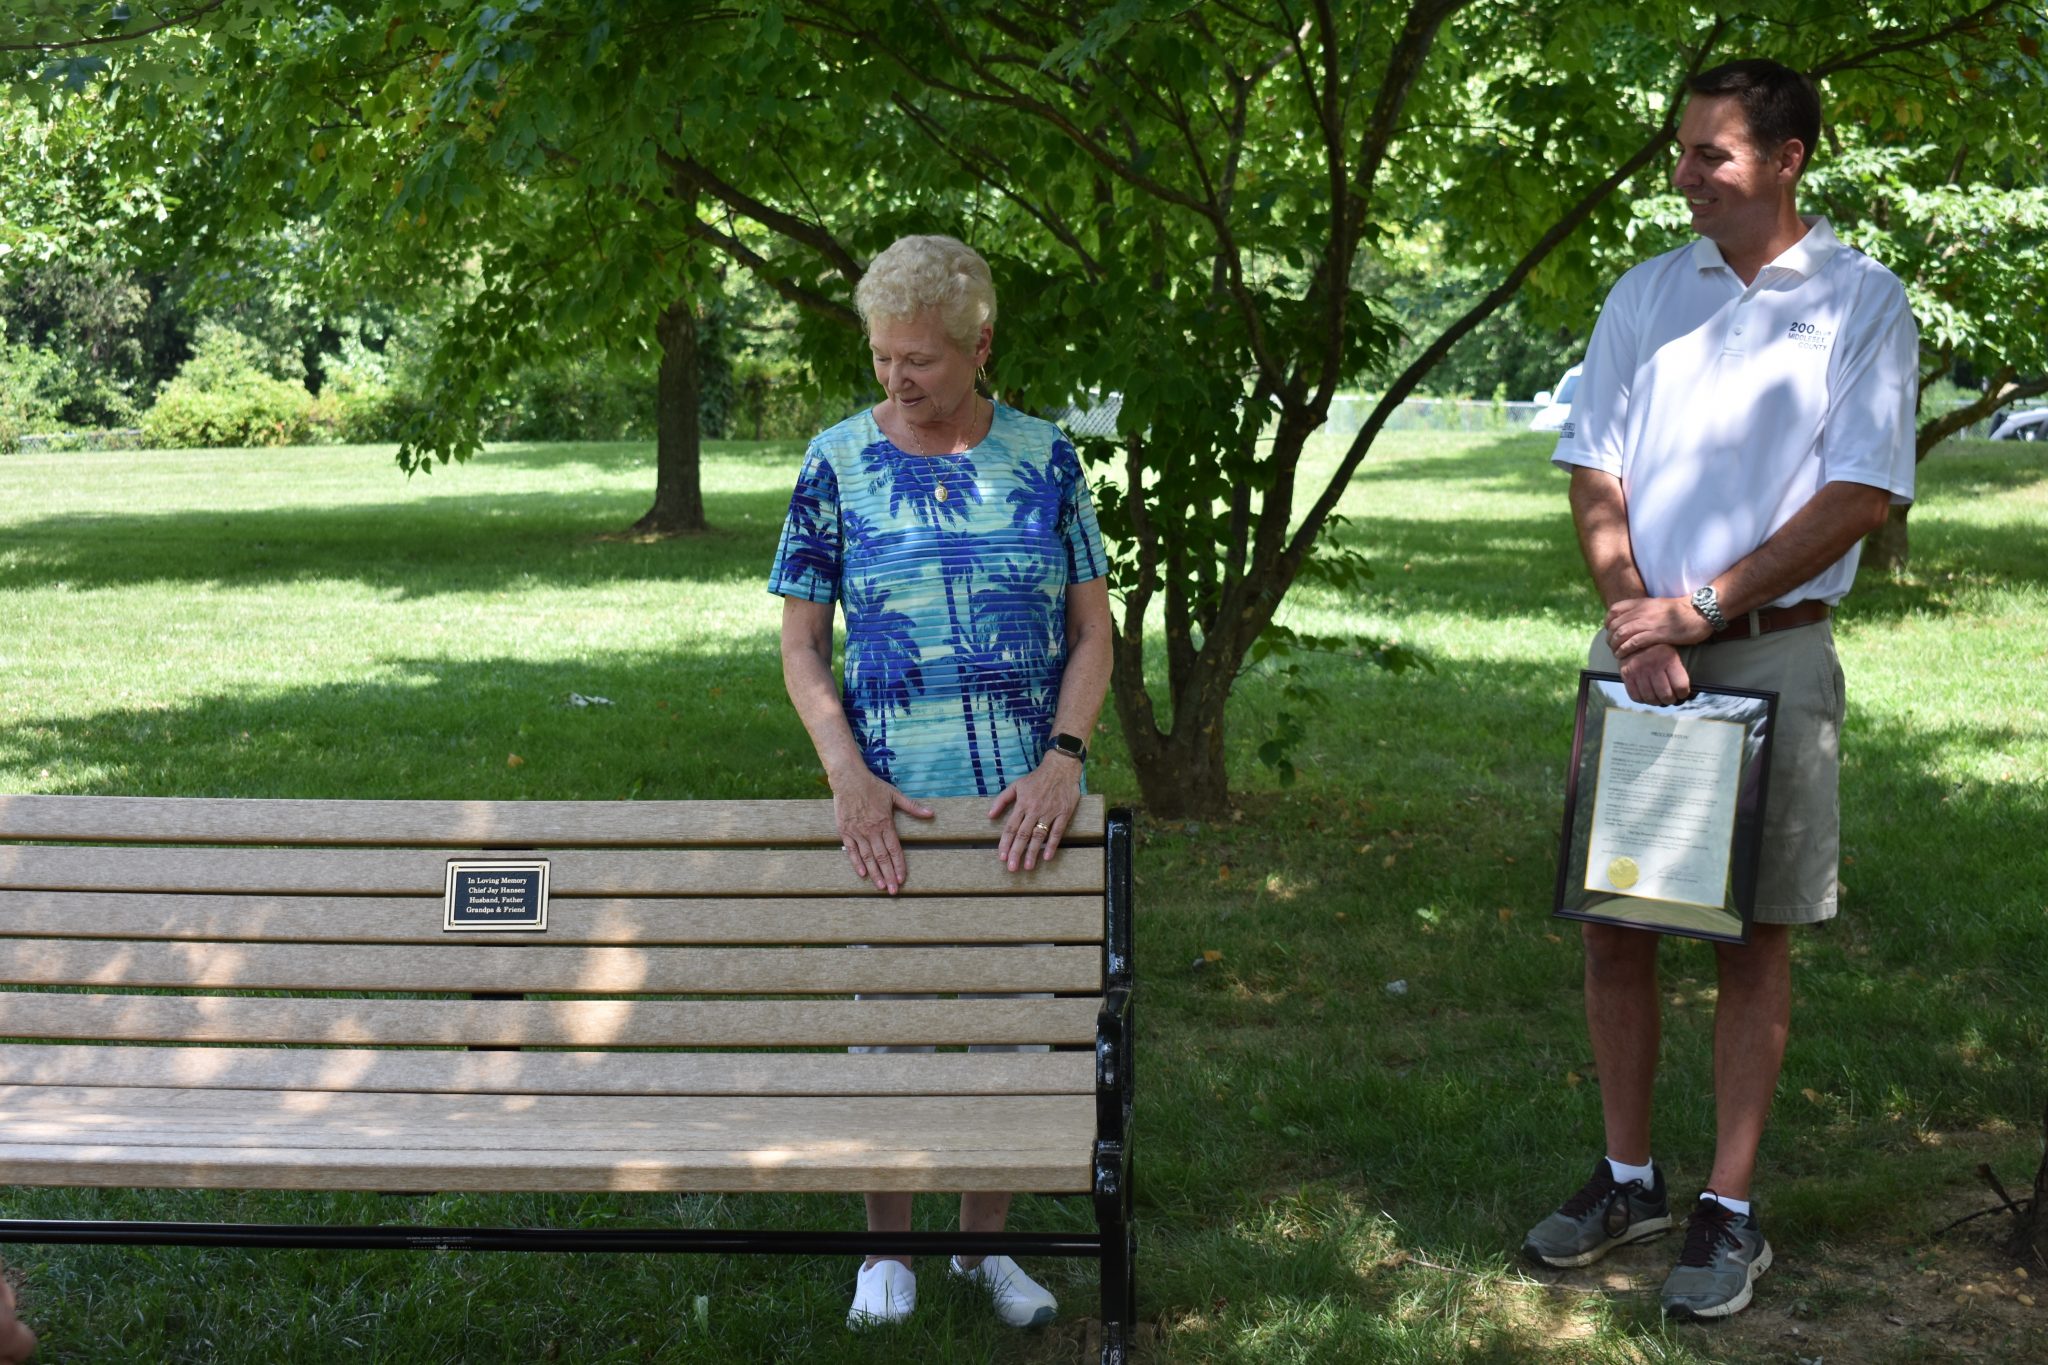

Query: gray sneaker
left=1523, top=1160, right=1673, bottom=1268
left=1660, top=1196, right=1773, bottom=1319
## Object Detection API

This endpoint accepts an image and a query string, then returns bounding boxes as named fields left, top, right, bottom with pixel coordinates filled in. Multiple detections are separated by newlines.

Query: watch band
left=1045, top=732, right=1088, bottom=762
left=1690, top=584, right=1729, bottom=632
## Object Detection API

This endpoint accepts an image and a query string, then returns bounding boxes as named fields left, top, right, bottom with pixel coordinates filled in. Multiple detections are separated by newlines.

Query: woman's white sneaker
left=949, top=1254, right=1058, bottom=1327
left=847, top=1259, right=916, bottom=1328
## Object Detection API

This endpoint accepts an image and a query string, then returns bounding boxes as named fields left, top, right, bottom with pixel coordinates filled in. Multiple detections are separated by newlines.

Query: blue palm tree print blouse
left=769, top=403, right=1108, bottom=799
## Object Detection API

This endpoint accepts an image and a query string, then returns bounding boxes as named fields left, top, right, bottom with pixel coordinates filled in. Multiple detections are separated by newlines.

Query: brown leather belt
left=1705, top=599, right=1830, bottom=645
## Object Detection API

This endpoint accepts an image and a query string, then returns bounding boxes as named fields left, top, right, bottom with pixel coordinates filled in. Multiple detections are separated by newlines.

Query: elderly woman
left=768, top=234, right=1113, bottom=1331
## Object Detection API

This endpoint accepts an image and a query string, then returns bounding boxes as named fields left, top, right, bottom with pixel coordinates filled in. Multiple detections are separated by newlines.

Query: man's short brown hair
left=1688, top=60, right=1823, bottom=176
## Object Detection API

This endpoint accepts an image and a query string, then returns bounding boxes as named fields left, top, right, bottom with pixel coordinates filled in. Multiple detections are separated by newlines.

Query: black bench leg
left=1098, top=1219, right=1136, bottom=1364
left=1094, top=1145, right=1135, bottom=1365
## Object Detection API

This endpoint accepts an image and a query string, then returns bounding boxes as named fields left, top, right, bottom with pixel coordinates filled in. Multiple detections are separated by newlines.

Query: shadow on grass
left=0, top=486, right=798, bottom=599
left=1345, top=428, right=1569, bottom=499
left=1325, top=433, right=2048, bottom=629
left=13, top=434, right=2035, bottom=627
left=0, top=649, right=822, bottom=802
left=461, top=437, right=812, bottom=473
left=1849, top=510, right=2048, bottom=621
left=1128, top=617, right=2043, bottom=1354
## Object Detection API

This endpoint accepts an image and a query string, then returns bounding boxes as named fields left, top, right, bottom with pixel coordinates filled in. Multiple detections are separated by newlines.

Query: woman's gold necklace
left=903, top=395, right=985, bottom=503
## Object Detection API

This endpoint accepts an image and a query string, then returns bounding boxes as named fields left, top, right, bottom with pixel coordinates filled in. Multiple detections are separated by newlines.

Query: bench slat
left=0, top=795, right=1107, bottom=848
left=0, top=1044, right=1095, bottom=1097
left=0, top=1089, right=1095, bottom=1193
left=0, top=846, right=1103, bottom=896
left=0, top=1145, right=1089, bottom=1194
left=0, top=942, right=1101, bottom=995
left=0, top=891, right=1104, bottom=945
left=0, top=994, right=1100, bottom=1047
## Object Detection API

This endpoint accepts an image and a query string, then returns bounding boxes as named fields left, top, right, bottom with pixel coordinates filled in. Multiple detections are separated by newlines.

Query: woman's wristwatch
left=1044, top=733, right=1088, bottom=763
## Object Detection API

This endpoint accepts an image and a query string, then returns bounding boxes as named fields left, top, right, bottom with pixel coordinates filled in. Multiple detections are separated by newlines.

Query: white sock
left=1606, top=1156, right=1655, bottom=1187
left=1704, top=1191, right=1751, bottom=1217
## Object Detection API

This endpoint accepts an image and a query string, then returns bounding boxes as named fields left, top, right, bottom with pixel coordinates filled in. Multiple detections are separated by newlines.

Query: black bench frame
left=0, top=808, right=1138, bottom=1362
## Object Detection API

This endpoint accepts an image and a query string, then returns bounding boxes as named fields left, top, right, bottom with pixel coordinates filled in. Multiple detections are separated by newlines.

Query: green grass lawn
left=2, top=432, right=2044, bottom=1362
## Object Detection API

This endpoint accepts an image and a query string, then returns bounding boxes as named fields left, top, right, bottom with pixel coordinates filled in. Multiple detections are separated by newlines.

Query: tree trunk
left=1120, top=711, right=1232, bottom=820
left=630, top=296, right=707, bottom=536
left=2014, top=1097, right=2048, bottom=1265
left=1864, top=372, right=2048, bottom=576
left=1109, top=646, right=1233, bottom=821
left=1863, top=501, right=1912, bottom=573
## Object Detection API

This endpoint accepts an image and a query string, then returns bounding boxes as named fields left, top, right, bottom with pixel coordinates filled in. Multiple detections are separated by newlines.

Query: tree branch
left=1285, top=98, right=1688, bottom=573
left=678, top=217, right=861, bottom=331
left=791, top=2, right=1297, bottom=388
left=1281, top=23, right=1743, bottom=576
left=889, top=95, right=1106, bottom=279
left=1349, top=0, right=1474, bottom=209
left=1807, top=1, right=2009, bottom=78
left=1916, top=371, right=2048, bottom=458
left=0, top=0, right=227, bottom=52
left=656, top=149, right=866, bottom=285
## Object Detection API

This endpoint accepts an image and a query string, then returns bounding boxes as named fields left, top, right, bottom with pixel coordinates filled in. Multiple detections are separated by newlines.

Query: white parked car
left=1530, top=363, right=1583, bottom=433
left=1990, top=407, right=2048, bottom=441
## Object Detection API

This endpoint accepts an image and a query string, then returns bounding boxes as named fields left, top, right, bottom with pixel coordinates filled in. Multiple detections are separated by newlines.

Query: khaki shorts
left=1590, top=622, right=1844, bottom=924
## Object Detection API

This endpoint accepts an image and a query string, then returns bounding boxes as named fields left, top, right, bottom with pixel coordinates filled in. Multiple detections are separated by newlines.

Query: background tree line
left=4, top=0, right=2044, bottom=814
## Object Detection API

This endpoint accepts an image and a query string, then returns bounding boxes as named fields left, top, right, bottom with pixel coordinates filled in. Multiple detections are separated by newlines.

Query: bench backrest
left=0, top=795, right=1129, bottom=1100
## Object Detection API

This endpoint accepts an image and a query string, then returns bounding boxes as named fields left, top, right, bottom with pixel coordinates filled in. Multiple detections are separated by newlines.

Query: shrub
left=306, top=331, right=424, bottom=445
left=141, top=323, right=315, bottom=449
left=729, top=356, right=851, bottom=441
left=488, top=352, right=658, bottom=443
left=0, top=341, right=68, bottom=453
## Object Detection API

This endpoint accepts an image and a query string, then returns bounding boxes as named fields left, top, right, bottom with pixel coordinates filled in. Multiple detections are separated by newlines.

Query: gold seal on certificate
left=1606, top=856, right=1639, bottom=890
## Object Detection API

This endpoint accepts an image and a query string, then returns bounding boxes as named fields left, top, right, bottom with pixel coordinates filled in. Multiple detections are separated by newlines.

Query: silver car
left=1531, top=363, right=1583, bottom=434
left=1991, top=408, right=2048, bottom=441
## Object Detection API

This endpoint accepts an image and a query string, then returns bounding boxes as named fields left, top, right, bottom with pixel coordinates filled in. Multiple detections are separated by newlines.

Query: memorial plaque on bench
left=443, top=859, right=549, bottom=932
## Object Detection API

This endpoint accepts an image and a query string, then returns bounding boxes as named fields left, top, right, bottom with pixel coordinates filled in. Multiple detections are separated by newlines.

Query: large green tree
left=699, top=1, right=2040, bottom=815
left=14, top=1, right=2044, bottom=812
left=6, top=2, right=775, bottom=532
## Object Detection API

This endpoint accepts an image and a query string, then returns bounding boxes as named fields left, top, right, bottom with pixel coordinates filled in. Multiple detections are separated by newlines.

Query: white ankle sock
left=1606, top=1156, right=1655, bottom=1187
left=1704, top=1191, right=1751, bottom=1217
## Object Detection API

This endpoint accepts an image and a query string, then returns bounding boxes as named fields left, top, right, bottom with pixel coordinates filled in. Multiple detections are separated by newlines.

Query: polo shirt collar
left=1690, top=215, right=1841, bottom=280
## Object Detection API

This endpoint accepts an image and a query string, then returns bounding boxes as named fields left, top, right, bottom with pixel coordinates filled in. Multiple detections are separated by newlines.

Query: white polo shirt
left=1552, top=216, right=1918, bottom=606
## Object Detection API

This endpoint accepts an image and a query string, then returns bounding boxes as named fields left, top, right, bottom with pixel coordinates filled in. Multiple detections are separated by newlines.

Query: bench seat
left=0, top=1084, right=1096, bottom=1193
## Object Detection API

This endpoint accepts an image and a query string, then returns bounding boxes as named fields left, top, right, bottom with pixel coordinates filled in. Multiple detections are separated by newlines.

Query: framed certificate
left=1553, top=671, right=1777, bottom=944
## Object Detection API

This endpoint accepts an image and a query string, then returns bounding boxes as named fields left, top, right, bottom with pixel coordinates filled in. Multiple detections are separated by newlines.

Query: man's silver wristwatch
left=1689, top=584, right=1729, bottom=633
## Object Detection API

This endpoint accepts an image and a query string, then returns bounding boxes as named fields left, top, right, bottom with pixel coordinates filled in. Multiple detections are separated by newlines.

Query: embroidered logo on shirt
left=1559, top=420, right=1576, bottom=440
left=1786, top=321, right=1836, bottom=351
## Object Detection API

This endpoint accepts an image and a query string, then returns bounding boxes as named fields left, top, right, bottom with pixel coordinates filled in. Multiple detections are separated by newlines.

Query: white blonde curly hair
left=854, top=234, right=997, bottom=353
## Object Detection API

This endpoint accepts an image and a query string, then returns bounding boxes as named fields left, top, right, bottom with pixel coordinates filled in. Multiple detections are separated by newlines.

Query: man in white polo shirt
left=1521, top=59, right=1917, bottom=1320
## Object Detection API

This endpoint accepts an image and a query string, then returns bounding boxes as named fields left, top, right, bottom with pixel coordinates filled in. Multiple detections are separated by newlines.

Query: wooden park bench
left=0, top=794, right=1137, bottom=1363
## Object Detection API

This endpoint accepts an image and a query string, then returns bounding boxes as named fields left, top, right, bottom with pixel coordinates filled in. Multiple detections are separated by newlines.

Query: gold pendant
left=934, top=483, right=948, bottom=502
